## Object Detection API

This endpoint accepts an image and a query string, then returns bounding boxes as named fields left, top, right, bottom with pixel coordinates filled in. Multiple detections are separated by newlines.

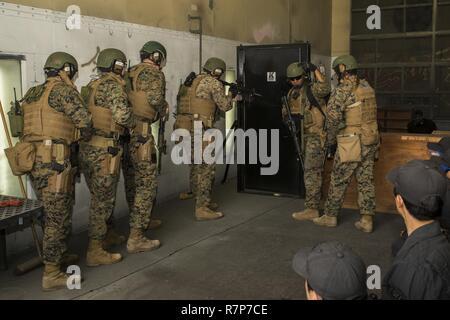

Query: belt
left=85, top=135, right=118, bottom=148
left=36, top=140, right=70, bottom=162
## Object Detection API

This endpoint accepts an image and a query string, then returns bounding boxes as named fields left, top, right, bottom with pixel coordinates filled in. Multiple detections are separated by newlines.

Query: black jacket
left=383, top=222, right=450, bottom=300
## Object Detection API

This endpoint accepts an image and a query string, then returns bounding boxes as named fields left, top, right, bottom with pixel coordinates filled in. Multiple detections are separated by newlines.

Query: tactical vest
left=288, top=87, right=325, bottom=136
left=22, top=78, right=78, bottom=145
left=127, top=64, right=158, bottom=123
left=86, top=73, right=125, bottom=137
left=177, top=74, right=217, bottom=128
left=340, top=80, right=379, bottom=146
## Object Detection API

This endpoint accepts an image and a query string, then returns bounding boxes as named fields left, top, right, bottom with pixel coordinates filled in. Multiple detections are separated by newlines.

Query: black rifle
left=281, top=95, right=304, bottom=171
left=221, top=120, right=238, bottom=184
left=220, top=80, right=262, bottom=102
left=157, top=112, right=167, bottom=175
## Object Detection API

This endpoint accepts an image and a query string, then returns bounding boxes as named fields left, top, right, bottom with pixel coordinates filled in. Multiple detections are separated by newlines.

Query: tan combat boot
left=355, top=215, right=374, bottom=233
left=180, top=192, right=195, bottom=200
left=86, top=240, right=122, bottom=267
left=147, top=219, right=162, bottom=230
left=195, top=207, right=224, bottom=221
left=292, top=209, right=320, bottom=221
left=42, top=264, right=68, bottom=292
left=103, top=228, right=126, bottom=250
left=313, top=215, right=338, bottom=228
left=127, top=228, right=161, bottom=254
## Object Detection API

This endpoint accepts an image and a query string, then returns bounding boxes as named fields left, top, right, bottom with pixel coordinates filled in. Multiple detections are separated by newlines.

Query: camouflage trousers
left=304, top=134, right=326, bottom=210
left=190, top=125, right=216, bottom=209
left=324, top=144, right=378, bottom=217
left=29, top=160, right=73, bottom=266
left=80, top=143, right=121, bottom=241
left=122, top=134, right=158, bottom=230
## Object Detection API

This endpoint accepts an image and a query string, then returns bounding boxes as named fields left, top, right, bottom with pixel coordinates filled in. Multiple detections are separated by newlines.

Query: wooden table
left=322, top=133, right=445, bottom=214
left=0, top=195, right=43, bottom=270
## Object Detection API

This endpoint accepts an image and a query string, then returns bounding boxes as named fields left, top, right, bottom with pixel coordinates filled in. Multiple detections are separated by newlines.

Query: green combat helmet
left=287, top=62, right=305, bottom=78
left=204, top=57, right=226, bottom=73
left=97, top=48, right=126, bottom=69
left=44, top=52, right=78, bottom=71
left=332, top=55, right=358, bottom=71
left=141, top=41, right=167, bottom=65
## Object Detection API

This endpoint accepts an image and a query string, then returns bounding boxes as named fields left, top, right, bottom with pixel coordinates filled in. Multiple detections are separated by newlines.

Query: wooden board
left=322, top=133, right=445, bottom=214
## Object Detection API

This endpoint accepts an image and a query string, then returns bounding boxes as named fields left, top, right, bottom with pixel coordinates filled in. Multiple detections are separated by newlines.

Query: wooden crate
left=322, top=133, right=445, bottom=214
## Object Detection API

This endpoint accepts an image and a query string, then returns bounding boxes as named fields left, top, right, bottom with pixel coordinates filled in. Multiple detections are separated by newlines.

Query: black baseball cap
left=387, top=160, right=447, bottom=212
left=292, top=241, right=367, bottom=300
left=428, top=137, right=450, bottom=155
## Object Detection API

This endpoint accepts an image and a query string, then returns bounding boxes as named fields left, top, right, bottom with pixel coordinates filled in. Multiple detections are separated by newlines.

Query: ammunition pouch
left=8, top=110, right=24, bottom=138
left=36, top=141, right=70, bottom=165
left=137, top=139, right=156, bottom=163
left=100, top=148, right=123, bottom=176
left=134, top=120, right=152, bottom=138
left=337, top=134, right=362, bottom=163
left=45, top=165, right=76, bottom=194
left=4, top=141, right=36, bottom=176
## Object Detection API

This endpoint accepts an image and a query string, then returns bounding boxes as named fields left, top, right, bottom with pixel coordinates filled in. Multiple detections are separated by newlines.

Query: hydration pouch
left=4, top=142, right=36, bottom=176
left=337, top=134, right=362, bottom=163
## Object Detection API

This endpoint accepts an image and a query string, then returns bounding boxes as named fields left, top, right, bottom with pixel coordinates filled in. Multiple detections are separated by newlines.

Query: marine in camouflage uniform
left=314, top=55, right=380, bottom=233
left=79, top=49, right=135, bottom=266
left=174, top=58, right=234, bottom=221
left=21, top=52, right=93, bottom=291
left=123, top=41, right=168, bottom=253
left=285, top=63, right=331, bottom=222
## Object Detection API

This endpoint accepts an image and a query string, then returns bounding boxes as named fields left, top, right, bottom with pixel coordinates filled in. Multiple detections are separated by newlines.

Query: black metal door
left=237, top=43, right=310, bottom=198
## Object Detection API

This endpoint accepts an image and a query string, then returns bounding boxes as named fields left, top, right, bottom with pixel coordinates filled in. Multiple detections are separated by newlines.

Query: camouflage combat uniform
left=22, top=77, right=92, bottom=265
left=175, top=73, right=233, bottom=209
left=80, top=72, right=135, bottom=241
left=124, top=62, right=166, bottom=230
left=324, top=78, right=379, bottom=217
left=288, top=81, right=330, bottom=210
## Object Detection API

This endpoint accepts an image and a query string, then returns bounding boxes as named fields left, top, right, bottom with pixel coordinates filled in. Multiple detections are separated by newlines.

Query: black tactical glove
left=303, top=62, right=317, bottom=73
left=327, top=143, right=337, bottom=159
left=229, top=83, right=239, bottom=98
left=80, top=126, right=94, bottom=142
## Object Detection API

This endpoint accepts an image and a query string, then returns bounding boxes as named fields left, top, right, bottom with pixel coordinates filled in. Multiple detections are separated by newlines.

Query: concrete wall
left=7, top=0, right=332, bottom=55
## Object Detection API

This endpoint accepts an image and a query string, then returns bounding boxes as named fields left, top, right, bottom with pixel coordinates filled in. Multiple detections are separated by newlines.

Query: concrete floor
left=0, top=179, right=403, bottom=300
